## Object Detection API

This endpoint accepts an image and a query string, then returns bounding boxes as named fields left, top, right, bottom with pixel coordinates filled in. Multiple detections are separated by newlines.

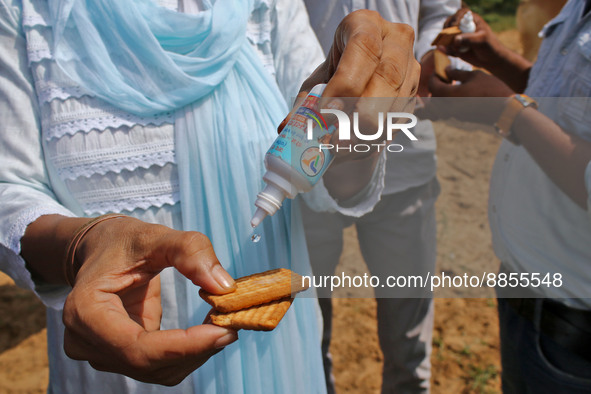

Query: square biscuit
left=210, top=297, right=293, bottom=331
left=200, top=268, right=308, bottom=313
left=431, top=26, right=461, bottom=47
left=434, top=49, right=452, bottom=82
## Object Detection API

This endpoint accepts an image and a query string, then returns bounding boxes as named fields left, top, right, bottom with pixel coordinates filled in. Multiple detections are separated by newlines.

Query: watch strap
left=494, top=94, right=538, bottom=145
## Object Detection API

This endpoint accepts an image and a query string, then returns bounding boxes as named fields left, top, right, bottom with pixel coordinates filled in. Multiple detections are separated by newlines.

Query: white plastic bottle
left=458, top=11, right=476, bottom=53
left=251, top=84, right=336, bottom=228
left=459, top=11, right=476, bottom=33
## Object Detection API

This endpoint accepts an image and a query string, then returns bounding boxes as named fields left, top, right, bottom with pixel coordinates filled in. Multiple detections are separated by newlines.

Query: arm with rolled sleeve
left=416, top=0, right=461, bottom=60
left=300, top=151, right=387, bottom=217
left=0, top=0, right=74, bottom=309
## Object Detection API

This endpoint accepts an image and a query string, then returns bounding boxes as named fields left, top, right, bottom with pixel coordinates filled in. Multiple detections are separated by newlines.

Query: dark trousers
left=498, top=297, right=591, bottom=393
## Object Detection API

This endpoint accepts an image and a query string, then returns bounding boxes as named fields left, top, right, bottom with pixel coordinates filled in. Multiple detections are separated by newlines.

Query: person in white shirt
left=302, top=1, right=460, bottom=393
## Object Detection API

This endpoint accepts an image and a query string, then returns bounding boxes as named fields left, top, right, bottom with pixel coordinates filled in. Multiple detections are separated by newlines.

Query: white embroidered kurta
left=0, top=0, right=332, bottom=392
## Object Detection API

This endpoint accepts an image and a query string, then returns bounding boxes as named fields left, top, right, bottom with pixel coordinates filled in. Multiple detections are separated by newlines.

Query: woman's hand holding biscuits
left=21, top=214, right=237, bottom=386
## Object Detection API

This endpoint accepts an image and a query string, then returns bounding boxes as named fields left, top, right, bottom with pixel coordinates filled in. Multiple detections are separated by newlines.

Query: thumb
left=131, top=324, right=238, bottom=385
left=428, top=73, right=455, bottom=97
left=140, top=324, right=238, bottom=362
left=449, top=30, right=488, bottom=57
left=453, top=30, right=487, bottom=50
left=445, top=68, right=474, bottom=83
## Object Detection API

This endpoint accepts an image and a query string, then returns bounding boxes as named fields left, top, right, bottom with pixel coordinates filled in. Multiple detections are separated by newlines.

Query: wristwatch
left=494, top=94, right=538, bottom=145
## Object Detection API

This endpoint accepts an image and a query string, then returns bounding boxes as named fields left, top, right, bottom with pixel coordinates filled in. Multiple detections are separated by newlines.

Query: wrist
left=68, top=214, right=128, bottom=286
left=494, top=94, right=538, bottom=145
left=419, top=49, right=435, bottom=64
left=485, top=44, right=513, bottom=73
left=510, top=105, right=538, bottom=145
left=487, top=46, right=532, bottom=91
left=21, top=215, right=89, bottom=285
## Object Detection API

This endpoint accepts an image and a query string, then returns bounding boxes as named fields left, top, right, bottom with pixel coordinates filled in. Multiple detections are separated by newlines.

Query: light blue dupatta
left=47, top=0, right=325, bottom=392
left=48, top=0, right=252, bottom=115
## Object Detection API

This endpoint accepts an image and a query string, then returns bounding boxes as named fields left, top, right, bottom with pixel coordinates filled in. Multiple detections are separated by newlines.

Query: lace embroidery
left=7, top=205, right=74, bottom=253
left=246, top=0, right=275, bottom=75
left=21, top=0, right=50, bottom=29
left=81, top=194, right=180, bottom=216
left=42, top=111, right=175, bottom=141
left=37, top=86, right=89, bottom=104
left=22, top=13, right=48, bottom=29
left=25, top=28, right=52, bottom=64
left=247, top=0, right=273, bottom=45
left=50, top=141, right=176, bottom=181
left=22, top=0, right=178, bottom=31
left=72, top=181, right=180, bottom=216
left=41, top=97, right=175, bottom=141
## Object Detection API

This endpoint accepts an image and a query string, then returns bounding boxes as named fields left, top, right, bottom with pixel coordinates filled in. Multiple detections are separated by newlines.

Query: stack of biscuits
left=200, top=268, right=309, bottom=331
left=431, top=26, right=462, bottom=82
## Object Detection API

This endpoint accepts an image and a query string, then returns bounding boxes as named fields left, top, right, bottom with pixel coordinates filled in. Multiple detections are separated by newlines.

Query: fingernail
left=212, top=264, right=236, bottom=291
left=214, top=330, right=238, bottom=349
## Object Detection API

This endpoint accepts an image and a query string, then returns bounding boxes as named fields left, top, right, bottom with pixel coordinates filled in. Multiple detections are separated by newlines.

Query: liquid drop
left=251, top=233, right=261, bottom=243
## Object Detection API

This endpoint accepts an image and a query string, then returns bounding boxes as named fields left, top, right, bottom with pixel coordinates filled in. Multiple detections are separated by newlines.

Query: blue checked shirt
left=489, top=0, right=591, bottom=307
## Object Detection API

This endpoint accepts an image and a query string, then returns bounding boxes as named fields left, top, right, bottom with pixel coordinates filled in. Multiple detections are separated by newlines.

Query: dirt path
left=0, top=273, right=48, bottom=393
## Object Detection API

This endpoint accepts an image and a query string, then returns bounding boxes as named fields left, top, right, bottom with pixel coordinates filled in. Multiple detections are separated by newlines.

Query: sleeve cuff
left=1, top=204, right=75, bottom=310
left=302, top=150, right=386, bottom=217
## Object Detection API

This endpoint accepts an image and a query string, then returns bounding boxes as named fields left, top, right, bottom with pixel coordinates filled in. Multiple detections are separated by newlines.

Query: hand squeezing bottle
left=250, top=84, right=336, bottom=228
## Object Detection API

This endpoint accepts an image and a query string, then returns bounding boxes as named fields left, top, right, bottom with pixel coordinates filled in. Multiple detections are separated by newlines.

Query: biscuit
left=210, top=297, right=293, bottom=331
left=200, top=268, right=308, bottom=313
left=431, top=26, right=461, bottom=47
left=434, top=49, right=452, bottom=82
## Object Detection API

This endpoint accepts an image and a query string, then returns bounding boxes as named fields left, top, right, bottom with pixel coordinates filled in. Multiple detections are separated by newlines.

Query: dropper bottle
left=459, top=11, right=476, bottom=33
left=251, top=84, right=335, bottom=227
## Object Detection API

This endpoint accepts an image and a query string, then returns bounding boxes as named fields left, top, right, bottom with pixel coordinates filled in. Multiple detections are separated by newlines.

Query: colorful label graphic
left=301, top=147, right=325, bottom=176
left=267, top=93, right=335, bottom=185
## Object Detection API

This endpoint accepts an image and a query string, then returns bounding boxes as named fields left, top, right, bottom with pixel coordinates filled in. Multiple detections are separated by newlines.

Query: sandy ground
left=0, top=274, right=48, bottom=393
left=329, top=124, right=503, bottom=393
left=0, top=29, right=522, bottom=394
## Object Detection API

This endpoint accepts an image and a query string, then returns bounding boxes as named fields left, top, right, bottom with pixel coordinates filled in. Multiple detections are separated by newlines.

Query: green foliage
left=464, top=0, right=519, bottom=31
left=485, top=13, right=517, bottom=32
left=468, top=364, right=499, bottom=393
left=464, top=0, right=520, bottom=15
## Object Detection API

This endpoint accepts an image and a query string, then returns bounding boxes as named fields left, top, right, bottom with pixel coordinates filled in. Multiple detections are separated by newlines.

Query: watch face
left=516, top=94, right=538, bottom=109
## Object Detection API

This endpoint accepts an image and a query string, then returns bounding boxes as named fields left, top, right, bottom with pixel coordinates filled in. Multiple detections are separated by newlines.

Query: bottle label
left=267, top=92, right=335, bottom=185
